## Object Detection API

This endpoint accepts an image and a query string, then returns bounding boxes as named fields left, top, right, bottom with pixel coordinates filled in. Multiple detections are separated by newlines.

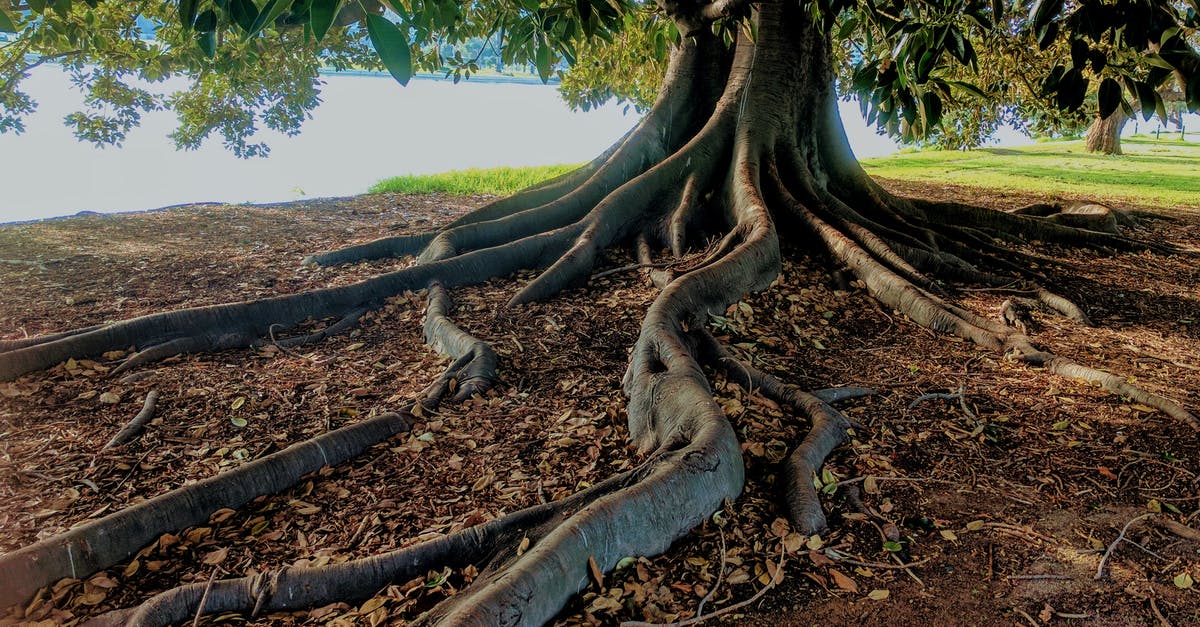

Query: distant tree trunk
left=1085, top=108, right=1129, bottom=154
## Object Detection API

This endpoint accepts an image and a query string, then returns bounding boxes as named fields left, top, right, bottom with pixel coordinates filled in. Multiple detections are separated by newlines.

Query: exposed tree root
left=420, top=282, right=497, bottom=404
left=83, top=470, right=631, bottom=626
left=266, top=308, right=368, bottom=349
left=0, top=324, right=105, bottom=354
left=102, top=390, right=160, bottom=450
left=0, top=411, right=411, bottom=608
left=694, top=330, right=863, bottom=534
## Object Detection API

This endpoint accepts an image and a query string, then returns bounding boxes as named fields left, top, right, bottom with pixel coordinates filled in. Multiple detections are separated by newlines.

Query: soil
left=1, top=181, right=1198, bottom=626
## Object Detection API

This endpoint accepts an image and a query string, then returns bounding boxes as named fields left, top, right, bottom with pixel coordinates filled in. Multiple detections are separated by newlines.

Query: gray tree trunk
left=1085, top=108, right=1130, bottom=155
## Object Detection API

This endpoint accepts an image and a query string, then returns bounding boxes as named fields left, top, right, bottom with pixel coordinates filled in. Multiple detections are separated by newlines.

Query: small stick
left=622, top=545, right=785, bottom=627
left=892, top=552, right=925, bottom=587
left=908, top=391, right=962, bottom=408
left=593, top=261, right=676, bottom=280
left=834, top=475, right=952, bottom=488
left=1150, top=594, right=1174, bottom=627
left=1155, top=518, right=1200, bottom=542
left=695, top=524, right=726, bottom=616
left=1006, top=574, right=1072, bottom=581
left=102, top=391, right=160, bottom=450
left=1095, top=513, right=1155, bottom=580
left=833, top=556, right=933, bottom=570
left=192, top=568, right=220, bottom=627
left=1013, top=608, right=1040, bottom=627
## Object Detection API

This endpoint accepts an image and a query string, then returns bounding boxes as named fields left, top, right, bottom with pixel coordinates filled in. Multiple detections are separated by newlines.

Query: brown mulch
left=0, top=182, right=1198, bottom=626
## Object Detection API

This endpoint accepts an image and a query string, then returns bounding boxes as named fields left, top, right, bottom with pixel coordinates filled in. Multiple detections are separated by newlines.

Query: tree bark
left=1085, top=108, right=1129, bottom=155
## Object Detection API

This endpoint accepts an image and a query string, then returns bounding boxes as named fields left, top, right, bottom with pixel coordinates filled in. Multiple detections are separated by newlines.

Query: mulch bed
left=1, top=182, right=1197, bottom=626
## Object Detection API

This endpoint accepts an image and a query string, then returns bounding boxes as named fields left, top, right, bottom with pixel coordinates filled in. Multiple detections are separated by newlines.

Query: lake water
left=0, top=67, right=926, bottom=222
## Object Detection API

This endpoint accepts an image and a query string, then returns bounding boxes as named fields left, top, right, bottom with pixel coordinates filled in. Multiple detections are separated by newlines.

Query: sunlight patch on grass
left=861, top=137, right=1200, bottom=208
left=370, top=164, right=583, bottom=196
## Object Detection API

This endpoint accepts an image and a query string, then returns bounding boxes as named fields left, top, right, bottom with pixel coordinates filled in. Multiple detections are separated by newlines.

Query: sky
left=0, top=67, right=998, bottom=223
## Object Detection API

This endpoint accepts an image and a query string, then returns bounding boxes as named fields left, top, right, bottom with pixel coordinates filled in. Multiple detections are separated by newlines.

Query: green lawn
left=371, top=137, right=1198, bottom=209
left=860, top=136, right=1200, bottom=208
left=370, top=164, right=582, bottom=196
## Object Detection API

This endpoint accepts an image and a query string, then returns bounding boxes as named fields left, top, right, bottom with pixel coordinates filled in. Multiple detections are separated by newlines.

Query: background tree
left=0, top=0, right=1198, bottom=624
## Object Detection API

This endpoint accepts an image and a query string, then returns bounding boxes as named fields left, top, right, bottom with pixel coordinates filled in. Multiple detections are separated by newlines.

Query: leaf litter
left=0, top=185, right=1197, bottom=625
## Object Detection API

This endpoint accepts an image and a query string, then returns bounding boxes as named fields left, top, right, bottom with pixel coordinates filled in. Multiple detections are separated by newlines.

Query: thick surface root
left=0, top=412, right=411, bottom=608
left=101, top=390, right=160, bottom=450
left=695, top=330, right=865, bottom=533
left=420, top=283, right=497, bottom=404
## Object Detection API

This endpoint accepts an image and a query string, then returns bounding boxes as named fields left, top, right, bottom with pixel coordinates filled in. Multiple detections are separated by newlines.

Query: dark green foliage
left=826, top=0, right=1197, bottom=143
left=0, top=0, right=1195, bottom=154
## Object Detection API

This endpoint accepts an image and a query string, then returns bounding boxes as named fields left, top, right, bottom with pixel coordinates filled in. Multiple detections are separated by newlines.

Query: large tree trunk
left=1085, top=108, right=1129, bottom=154
left=0, top=1, right=1192, bottom=624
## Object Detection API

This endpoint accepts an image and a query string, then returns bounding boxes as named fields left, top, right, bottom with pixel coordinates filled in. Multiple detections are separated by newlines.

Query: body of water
left=0, top=67, right=1031, bottom=222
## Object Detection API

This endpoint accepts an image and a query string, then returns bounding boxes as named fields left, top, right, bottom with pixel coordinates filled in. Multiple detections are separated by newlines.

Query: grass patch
left=861, top=136, right=1200, bottom=208
left=370, top=164, right=583, bottom=196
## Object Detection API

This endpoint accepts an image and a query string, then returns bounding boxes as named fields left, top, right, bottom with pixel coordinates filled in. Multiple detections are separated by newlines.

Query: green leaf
left=1097, top=78, right=1121, bottom=119
left=1028, top=0, right=1063, bottom=31
left=1037, top=21, right=1059, bottom=50
left=1134, top=80, right=1157, bottom=121
left=230, top=416, right=248, bottom=427
left=229, top=0, right=259, bottom=33
left=178, top=0, right=199, bottom=31
left=366, top=14, right=412, bottom=86
left=535, top=40, right=553, bottom=83
left=308, top=0, right=340, bottom=42
left=947, top=80, right=987, bottom=99
left=1069, top=38, right=1088, bottom=69
left=0, top=8, right=16, bottom=33
left=1188, top=72, right=1200, bottom=111
left=247, top=0, right=293, bottom=38
left=883, top=540, right=903, bottom=552
left=197, top=29, right=217, bottom=58
left=923, top=91, right=943, bottom=129
left=194, top=8, right=217, bottom=32
left=1143, top=53, right=1175, bottom=71
left=1041, top=64, right=1065, bottom=97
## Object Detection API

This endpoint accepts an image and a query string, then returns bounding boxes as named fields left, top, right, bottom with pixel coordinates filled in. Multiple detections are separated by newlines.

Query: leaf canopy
left=0, top=0, right=1194, bottom=153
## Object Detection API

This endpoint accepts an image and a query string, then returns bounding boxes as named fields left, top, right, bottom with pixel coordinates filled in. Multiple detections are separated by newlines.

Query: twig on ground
left=1006, top=574, right=1072, bottom=581
left=622, top=545, right=785, bottom=627
left=695, top=524, right=726, bottom=616
left=192, top=568, right=220, bottom=627
left=1013, top=608, right=1040, bottom=627
left=908, top=384, right=976, bottom=421
left=831, top=556, right=933, bottom=570
left=1155, top=518, right=1200, bottom=542
left=593, top=261, right=676, bottom=280
left=1095, top=513, right=1155, bottom=580
left=1150, top=594, right=1174, bottom=627
left=834, top=475, right=953, bottom=488
left=892, top=552, right=925, bottom=587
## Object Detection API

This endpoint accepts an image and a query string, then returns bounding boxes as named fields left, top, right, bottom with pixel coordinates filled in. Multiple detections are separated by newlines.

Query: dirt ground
left=0, top=181, right=1198, bottom=626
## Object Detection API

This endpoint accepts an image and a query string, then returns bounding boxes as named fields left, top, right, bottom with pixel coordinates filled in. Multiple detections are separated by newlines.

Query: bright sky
left=0, top=67, right=1004, bottom=223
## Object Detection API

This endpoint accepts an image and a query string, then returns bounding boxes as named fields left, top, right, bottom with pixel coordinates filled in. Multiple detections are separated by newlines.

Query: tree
left=0, top=0, right=1198, bottom=624
left=1084, top=81, right=1189, bottom=154
left=1085, top=106, right=1129, bottom=154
